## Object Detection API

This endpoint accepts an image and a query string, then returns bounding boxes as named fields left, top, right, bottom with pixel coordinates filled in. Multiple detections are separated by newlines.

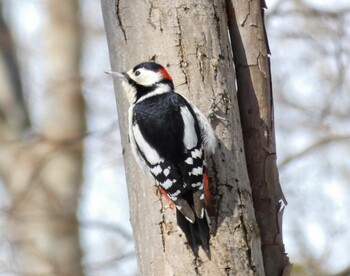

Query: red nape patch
left=159, top=67, right=172, bottom=80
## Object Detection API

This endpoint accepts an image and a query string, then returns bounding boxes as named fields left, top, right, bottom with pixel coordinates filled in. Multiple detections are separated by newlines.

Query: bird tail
left=176, top=208, right=211, bottom=259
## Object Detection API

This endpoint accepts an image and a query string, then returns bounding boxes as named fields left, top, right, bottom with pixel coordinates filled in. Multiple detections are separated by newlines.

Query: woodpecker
left=106, top=62, right=216, bottom=259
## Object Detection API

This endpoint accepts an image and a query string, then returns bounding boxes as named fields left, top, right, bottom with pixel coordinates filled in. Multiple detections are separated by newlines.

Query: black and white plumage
left=106, top=62, right=216, bottom=258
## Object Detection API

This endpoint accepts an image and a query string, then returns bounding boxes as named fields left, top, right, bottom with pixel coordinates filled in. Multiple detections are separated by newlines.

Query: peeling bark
left=102, top=0, right=265, bottom=274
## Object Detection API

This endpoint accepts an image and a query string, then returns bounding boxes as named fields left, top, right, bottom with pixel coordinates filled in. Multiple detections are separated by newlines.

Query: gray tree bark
left=102, top=0, right=267, bottom=275
left=0, top=0, right=84, bottom=274
left=227, top=0, right=290, bottom=275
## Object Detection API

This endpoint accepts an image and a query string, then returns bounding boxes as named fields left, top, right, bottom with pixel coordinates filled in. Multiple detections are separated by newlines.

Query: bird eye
left=135, top=70, right=141, bottom=76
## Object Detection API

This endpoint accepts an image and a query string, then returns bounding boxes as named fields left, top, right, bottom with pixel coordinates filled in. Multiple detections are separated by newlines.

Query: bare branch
left=279, top=134, right=350, bottom=169
left=80, top=220, right=133, bottom=241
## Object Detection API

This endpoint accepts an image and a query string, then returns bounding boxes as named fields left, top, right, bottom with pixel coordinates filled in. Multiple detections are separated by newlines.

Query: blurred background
left=0, top=0, right=349, bottom=275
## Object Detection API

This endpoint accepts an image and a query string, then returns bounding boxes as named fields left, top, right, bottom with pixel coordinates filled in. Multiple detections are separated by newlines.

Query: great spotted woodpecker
left=106, top=62, right=216, bottom=259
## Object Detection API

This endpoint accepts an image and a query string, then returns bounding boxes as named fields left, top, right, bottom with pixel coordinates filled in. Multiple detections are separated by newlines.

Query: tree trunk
left=227, top=0, right=290, bottom=275
left=102, top=0, right=265, bottom=274
left=0, top=0, right=85, bottom=274
left=0, top=2, right=30, bottom=137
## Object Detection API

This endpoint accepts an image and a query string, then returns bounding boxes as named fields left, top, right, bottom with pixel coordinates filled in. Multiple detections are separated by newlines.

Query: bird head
left=106, top=62, right=174, bottom=103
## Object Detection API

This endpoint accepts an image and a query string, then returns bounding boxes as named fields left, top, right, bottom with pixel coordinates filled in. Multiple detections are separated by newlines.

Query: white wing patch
left=180, top=106, right=198, bottom=149
left=132, top=123, right=163, bottom=165
left=190, top=167, right=203, bottom=176
left=192, top=182, right=203, bottom=188
left=163, top=167, right=170, bottom=176
left=161, top=179, right=174, bottom=189
left=185, top=157, right=193, bottom=165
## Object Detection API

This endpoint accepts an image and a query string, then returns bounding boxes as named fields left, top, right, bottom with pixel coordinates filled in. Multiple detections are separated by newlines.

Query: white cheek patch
left=129, top=68, right=163, bottom=87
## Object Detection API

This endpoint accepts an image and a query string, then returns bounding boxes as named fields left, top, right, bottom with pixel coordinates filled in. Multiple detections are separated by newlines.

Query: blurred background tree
left=0, top=0, right=349, bottom=275
left=0, top=0, right=85, bottom=274
left=0, top=0, right=135, bottom=275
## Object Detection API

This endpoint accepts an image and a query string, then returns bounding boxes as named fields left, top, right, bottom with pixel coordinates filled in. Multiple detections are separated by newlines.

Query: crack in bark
left=257, top=51, right=268, bottom=78
left=159, top=220, right=166, bottom=252
left=175, top=8, right=189, bottom=87
left=241, top=0, right=253, bottom=27
left=147, top=0, right=162, bottom=31
left=148, top=0, right=156, bottom=29
left=212, top=2, right=222, bottom=45
left=237, top=188, right=256, bottom=274
left=158, top=192, right=166, bottom=253
left=210, top=152, right=220, bottom=231
left=116, top=0, right=127, bottom=42
left=212, top=1, right=226, bottom=86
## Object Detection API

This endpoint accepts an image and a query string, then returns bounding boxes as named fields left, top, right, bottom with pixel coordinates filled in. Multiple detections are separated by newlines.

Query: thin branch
left=267, top=0, right=350, bottom=19
left=80, top=220, right=133, bottom=241
left=279, top=134, right=350, bottom=169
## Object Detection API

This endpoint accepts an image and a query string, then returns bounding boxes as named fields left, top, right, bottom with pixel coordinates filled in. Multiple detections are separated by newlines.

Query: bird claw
left=208, top=111, right=229, bottom=124
left=208, top=96, right=229, bottom=125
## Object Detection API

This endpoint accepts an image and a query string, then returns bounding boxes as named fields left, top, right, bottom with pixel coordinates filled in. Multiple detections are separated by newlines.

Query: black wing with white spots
left=130, top=92, right=211, bottom=257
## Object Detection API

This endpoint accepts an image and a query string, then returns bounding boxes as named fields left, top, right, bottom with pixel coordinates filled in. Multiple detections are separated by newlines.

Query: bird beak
left=105, top=70, right=128, bottom=80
